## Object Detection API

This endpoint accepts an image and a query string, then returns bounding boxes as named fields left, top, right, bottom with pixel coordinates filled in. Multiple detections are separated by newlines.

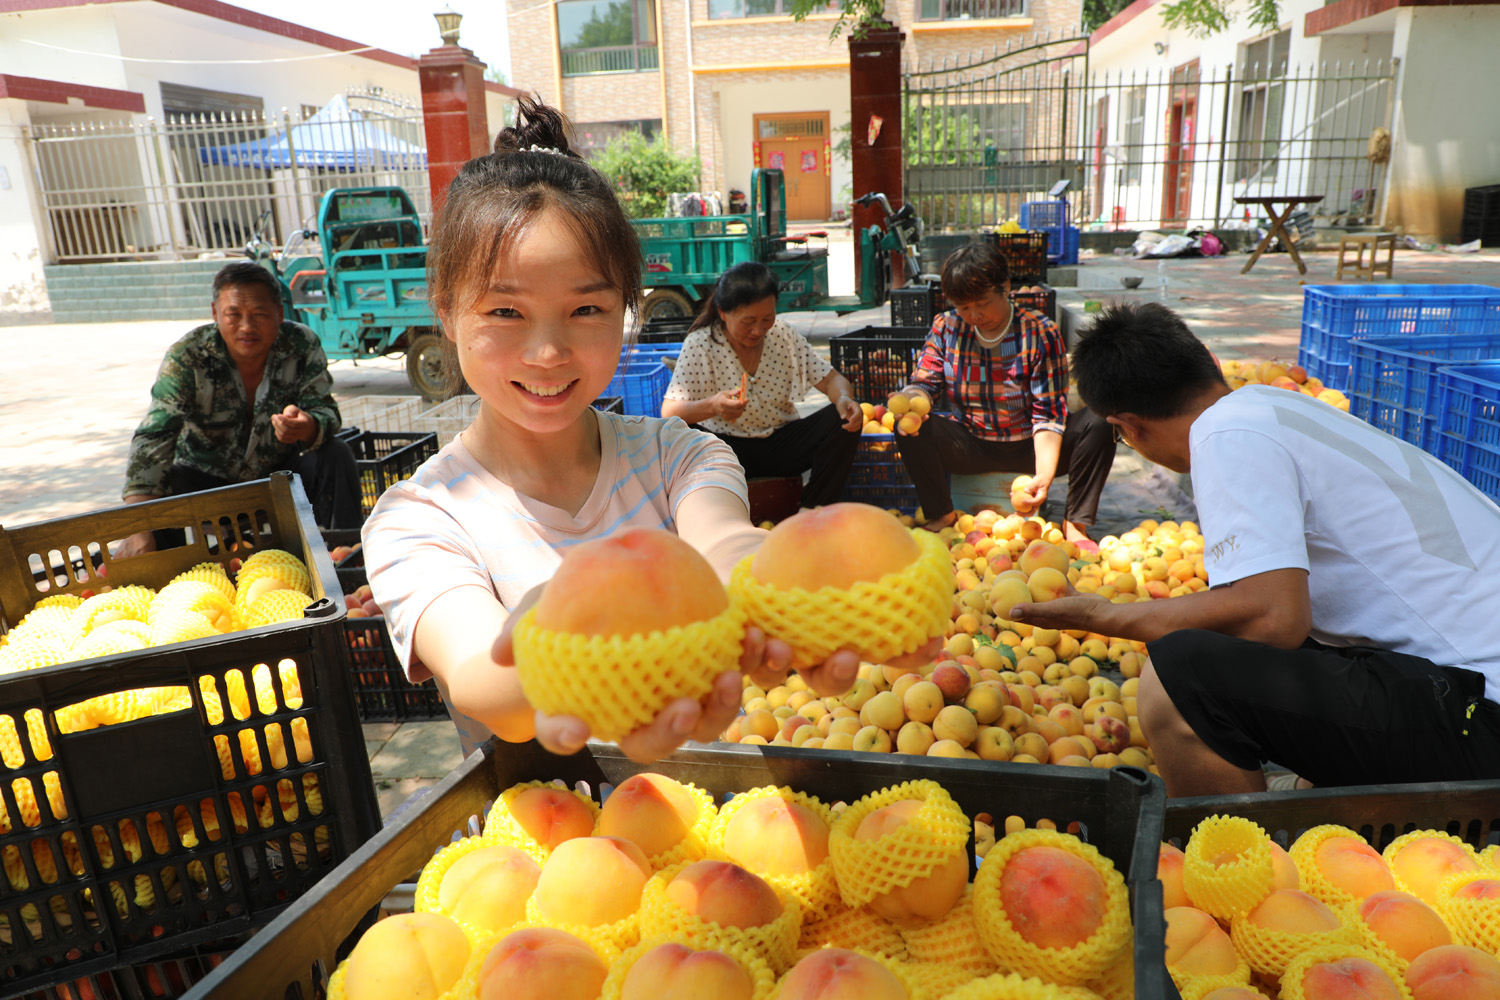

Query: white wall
left=711, top=74, right=851, bottom=219
left=0, top=99, right=51, bottom=319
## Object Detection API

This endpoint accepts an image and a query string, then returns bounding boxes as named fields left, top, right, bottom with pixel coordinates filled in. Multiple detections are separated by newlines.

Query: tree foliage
left=573, top=0, right=635, bottom=48
left=1159, top=0, right=1281, bottom=37
left=786, top=0, right=887, bottom=39
left=591, top=130, right=702, bottom=219
left=905, top=101, right=988, bottom=167
left=1082, top=0, right=1134, bottom=33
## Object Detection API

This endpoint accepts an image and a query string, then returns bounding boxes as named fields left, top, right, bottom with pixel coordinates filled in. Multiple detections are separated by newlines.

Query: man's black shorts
left=1148, top=629, right=1500, bottom=787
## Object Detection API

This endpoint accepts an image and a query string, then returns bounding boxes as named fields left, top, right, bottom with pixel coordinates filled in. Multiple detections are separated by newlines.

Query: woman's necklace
left=973, top=306, right=1013, bottom=349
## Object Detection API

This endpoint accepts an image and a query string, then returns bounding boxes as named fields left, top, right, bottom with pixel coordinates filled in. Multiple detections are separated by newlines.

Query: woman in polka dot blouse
left=661, top=262, right=864, bottom=508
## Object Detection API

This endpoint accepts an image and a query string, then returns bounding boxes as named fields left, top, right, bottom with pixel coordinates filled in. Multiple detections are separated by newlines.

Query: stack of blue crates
left=1019, top=200, right=1079, bottom=265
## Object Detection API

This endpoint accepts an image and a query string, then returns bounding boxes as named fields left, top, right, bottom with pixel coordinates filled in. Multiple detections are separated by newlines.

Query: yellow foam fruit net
left=798, top=903, right=909, bottom=960
left=1228, top=899, right=1353, bottom=978
left=70, top=627, right=150, bottom=661
left=1481, top=844, right=1499, bottom=873
left=33, top=594, right=83, bottom=612
left=415, top=835, right=537, bottom=946
left=168, top=563, right=235, bottom=602
left=1166, top=945, right=1251, bottom=999
left=1436, top=871, right=1500, bottom=953
left=899, top=886, right=996, bottom=972
left=326, top=917, right=471, bottom=1000
left=971, top=828, right=1131, bottom=986
left=1276, top=943, right=1407, bottom=1000
left=150, top=580, right=236, bottom=632
left=1182, top=815, right=1276, bottom=921
left=778, top=947, right=924, bottom=1000
left=1084, top=931, right=1133, bottom=1000
left=482, top=780, right=601, bottom=863
left=1342, top=898, right=1413, bottom=977
left=601, top=935, right=777, bottom=1000
left=622, top=779, right=718, bottom=872
left=636, top=860, right=803, bottom=973
left=829, top=780, right=969, bottom=910
left=1289, top=824, right=1385, bottom=911
left=710, top=785, right=842, bottom=920
left=237, top=549, right=311, bottom=589
left=68, top=586, right=155, bottom=643
left=932, top=970, right=1107, bottom=1000
left=511, top=600, right=748, bottom=744
left=243, top=589, right=314, bottom=629
left=0, top=636, right=71, bottom=674
left=905, top=959, right=983, bottom=998
left=152, top=610, right=220, bottom=647
left=727, top=528, right=952, bottom=670
left=91, top=619, right=156, bottom=647
left=524, top=886, right=643, bottom=953
left=12, top=605, right=77, bottom=643
left=1382, top=830, right=1480, bottom=898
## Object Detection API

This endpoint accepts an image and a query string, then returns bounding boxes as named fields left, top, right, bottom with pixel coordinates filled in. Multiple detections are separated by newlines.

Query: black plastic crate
left=890, top=285, right=937, bottom=328
left=828, top=325, right=929, bottom=402
left=1462, top=183, right=1500, bottom=217
left=184, top=741, right=1169, bottom=1000
left=1011, top=283, right=1058, bottom=323
left=840, top=433, right=922, bottom=514
left=14, top=933, right=246, bottom=1000
left=637, top=316, right=693, bottom=344
left=0, top=474, right=381, bottom=997
left=345, top=432, right=439, bottom=519
left=983, top=231, right=1050, bottom=286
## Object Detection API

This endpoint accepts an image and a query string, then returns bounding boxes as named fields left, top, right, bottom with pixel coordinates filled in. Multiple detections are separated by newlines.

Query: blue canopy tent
left=199, top=94, right=427, bottom=171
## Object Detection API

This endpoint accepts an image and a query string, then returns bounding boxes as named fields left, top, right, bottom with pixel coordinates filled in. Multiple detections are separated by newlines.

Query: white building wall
left=711, top=75, right=851, bottom=217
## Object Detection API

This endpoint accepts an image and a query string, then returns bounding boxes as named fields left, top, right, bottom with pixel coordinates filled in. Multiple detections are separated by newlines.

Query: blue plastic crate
left=1297, top=284, right=1500, bottom=390
left=1020, top=200, right=1070, bottom=263
left=1346, top=333, right=1500, bottom=450
left=1431, top=362, right=1500, bottom=503
left=605, top=359, right=672, bottom=417
left=1059, top=225, right=1080, bottom=266
left=840, top=433, right=922, bottom=514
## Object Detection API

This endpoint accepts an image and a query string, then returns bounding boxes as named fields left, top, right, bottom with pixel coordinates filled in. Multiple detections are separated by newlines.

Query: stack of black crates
left=895, top=232, right=1057, bottom=326
left=1461, top=184, right=1500, bottom=247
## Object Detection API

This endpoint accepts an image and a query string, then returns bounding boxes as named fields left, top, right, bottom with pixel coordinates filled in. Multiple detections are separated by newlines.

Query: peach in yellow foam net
left=1182, top=815, right=1275, bottom=921
left=482, top=780, right=600, bottom=862
left=237, top=549, right=310, bottom=588
left=727, top=527, right=952, bottom=670
left=511, top=601, right=747, bottom=744
left=1382, top=830, right=1481, bottom=900
left=1436, top=871, right=1500, bottom=953
left=1289, top=825, right=1389, bottom=911
left=1341, top=898, right=1415, bottom=978
left=150, top=580, right=236, bottom=632
left=0, top=635, right=71, bottom=674
left=415, top=835, right=540, bottom=946
left=152, top=610, right=219, bottom=647
left=899, top=886, right=995, bottom=972
left=70, top=627, right=149, bottom=661
left=327, top=912, right=471, bottom=1000
left=243, top=590, right=313, bottom=629
left=68, top=587, right=155, bottom=643
left=451, top=922, right=621, bottom=1000
left=168, top=563, right=235, bottom=602
left=710, top=785, right=841, bottom=920
left=930, top=970, right=1106, bottom=1000
left=774, top=947, right=925, bottom=1000
left=1166, top=943, right=1251, bottom=999
left=1276, top=943, right=1408, bottom=1000
left=604, top=778, right=718, bottom=872
left=1228, top=897, right=1354, bottom=978
left=904, top=960, right=983, bottom=999
left=1084, top=931, right=1133, bottom=1000
left=971, top=828, right=1131, bottom=987
left=798, top=902, right=909, bottom=961
left=828, top=780, right=969, bottom=911
left=601, top=935, right=777, bottom=1000
left=637, top=860, right=802, bottom=974
left=524, top=884, right=643, bottom=953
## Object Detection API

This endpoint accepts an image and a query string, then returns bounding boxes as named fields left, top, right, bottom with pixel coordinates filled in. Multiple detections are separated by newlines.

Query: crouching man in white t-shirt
left=1006, top=301, right=1500, bottom=797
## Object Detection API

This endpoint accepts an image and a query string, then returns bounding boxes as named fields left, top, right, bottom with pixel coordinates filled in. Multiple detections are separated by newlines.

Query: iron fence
left=22, top=90, right=430, bottom=263
left=904, top=36, right=1396, bottom=235
left=561, top=44, right=660, bottom=76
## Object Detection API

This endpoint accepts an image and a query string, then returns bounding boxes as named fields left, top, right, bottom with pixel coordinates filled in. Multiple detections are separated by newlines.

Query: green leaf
left=589, top=130, right=702, bottom=219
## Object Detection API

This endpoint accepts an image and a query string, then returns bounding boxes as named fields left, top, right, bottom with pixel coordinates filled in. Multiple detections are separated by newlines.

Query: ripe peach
left=1389, top=837, right=1480, bottom=905
left=534, top=529, right=726, bottom=636
left=853, top=725, right=892, bottom=753
left=997, top=705, right=1032, bottom=739
left=475, top=927, right=608, bottom=1000
left=1296, top=955, right=1404, bottom=1000
left=751, top=503, right=919, bottom=591
left=597, top=773, right=703, bottom=860
left=532, top=836, right=651, bottom=926
left=1019, top=541, right=1069, bottom=576
left=506, top=787, right=597, bottom=852
left=1006, top=684, right=1036, bottom=715
left=932, top=705, right=979, bottom=747
left=1047, top=737, right=1092, bottom=765
left=1313, top=837, right=1395, bottom=902
left=896, top=720, right=935, bottom=756
left=777, top=949, right=909, bottom=1000
left=1164, top=906, right=1240, bottom=977
left=664, top=860, right=783, bottom=929
left=930, top=663, right=972, bottom=702
left=619, top=942, right=754, bottom=1000
left=1269, top=842, right=1300, bottom=891
left=976, top=726, right=1014, bottom=761
left=855, top=800, right=968, bottom=922
left=1026, top=567, right=1070, bottom=603
left=927, top=739, right=967, bottom=758
left=1243, top=889, right=1341, bottom=934
left=1014, top=732, right=1049, bottom=760
left=1031, top=716, right=1068, bottom=745
left=1405, top=945, right=1500, bottom=1000
left=1159, top=844, right=1190, bottom=908
left=860, top=691, right=906, bottom=731
left=344, top=912, right=470, bottom=1000
left=721, top=796, right=829, bottom=876
left=438, top=845, right=540, bottom=933
left=989, top=577, right=1034, bottom=622
left=999, top=846, right=1107, bottom=950
left=1048, top=703, right=1085, bottom=737
left=902, top=681, right=944, bottom=724
left=964, top=683, right=1008, bottom=724
left=1198, top=990, right=1262, bottom=1000
left=1358, top=891, right=1451, bottom=962
left=1089, top=716, right=1130, bottom=754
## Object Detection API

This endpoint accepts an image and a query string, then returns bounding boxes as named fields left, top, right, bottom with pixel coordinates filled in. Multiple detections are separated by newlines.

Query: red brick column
left=849, top=22, right=906, bottom=293
left=419, top=44, right=491, bottom=216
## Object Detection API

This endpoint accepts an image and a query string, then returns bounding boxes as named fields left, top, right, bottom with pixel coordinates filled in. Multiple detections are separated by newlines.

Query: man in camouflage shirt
left=118, top=262, right=360, bottom=554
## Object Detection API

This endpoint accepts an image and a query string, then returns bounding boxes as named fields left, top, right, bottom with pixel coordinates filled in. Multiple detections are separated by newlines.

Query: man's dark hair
left=689, top=261, right=780, bottom=337
left=941, top=241, right=1010, bottom=303
left=212, top=261, right=283, bottom=306
left=1072, top=302, right=1227, bottom=419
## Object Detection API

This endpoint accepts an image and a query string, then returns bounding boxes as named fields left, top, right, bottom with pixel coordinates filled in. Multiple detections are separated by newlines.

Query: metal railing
left=918, top=0, right=1027, bottom=21
left=561, top=44, right=660, bottom=76
left=22, top=93, right=431, bottom=263
left=904, top=35, right=1396, bottom=233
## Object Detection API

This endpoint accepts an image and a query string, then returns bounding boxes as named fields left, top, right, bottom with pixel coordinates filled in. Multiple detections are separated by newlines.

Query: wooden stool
left=1337, top=232, right=1396, bottom=280
left=747, top=476, right=803, bottom=526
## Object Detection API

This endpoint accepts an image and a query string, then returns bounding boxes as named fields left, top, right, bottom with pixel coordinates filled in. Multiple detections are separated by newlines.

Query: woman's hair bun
left=494, top=95, right=584, bottom=159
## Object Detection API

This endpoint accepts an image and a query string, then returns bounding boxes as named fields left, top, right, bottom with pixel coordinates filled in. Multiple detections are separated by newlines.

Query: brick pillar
left=849, top=22, right=905, bottom=293
left=419, top=42, right=491, bottom=216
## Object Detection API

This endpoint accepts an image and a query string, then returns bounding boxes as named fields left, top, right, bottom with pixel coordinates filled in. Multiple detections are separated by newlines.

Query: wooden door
left=1161, top=61, right=1199, bottom=227
left=754, top=113, right=831, bottom=221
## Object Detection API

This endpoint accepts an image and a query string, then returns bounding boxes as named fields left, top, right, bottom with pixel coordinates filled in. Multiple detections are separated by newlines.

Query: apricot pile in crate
left=1221, top=358, right=1350, bottom=412
left=329, top=773, right=1139, bottom=1000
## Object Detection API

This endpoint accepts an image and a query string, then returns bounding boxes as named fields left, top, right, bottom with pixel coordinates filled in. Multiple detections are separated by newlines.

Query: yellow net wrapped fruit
left=10, top=605, right=77, bottom=645
left=1228, top=890, right=1354, bottom=978
left=774, top=948, right=924, bottom=1000
left=898, top=886, right=996, bottom=973
left=512, top=529, right=747, bottom=743
left=454, top=924, right=621, bottom=1000
left=68, top=586, right=155, bottom=642
left=1382, top=831, right=1481, bottom=906
left=32, top=594, right=83, bottom=612
left=1182, top=815, right=1276, bottom=921
left=600, top=936, right=776, bottom=1000
left=1084, top=931, right=1134, bottom=1000
left=596, top=772, right=717, bottom=872
left=237, top=549, right=310, bottom=589
left=904, top=959, right=982, bottom=999
left=0, top=635, right=72, bottom=674
left=150, top=580, right=236, bottom=632
left=1289, top=825, right=1394, bottom=910
left=1276, top=943, right=1408, bottom=1000
left=798, top=903, right=909, bottom=961
left=89, top=619, right=156, bottom=648
left=152, top=610, right=219, bottom=647
left=1435, top=872, right=1500, bottom=954
left=728, top=505, right=952, bottom=670
left=1481, top=844, right=1499, bottom=873
left=1163, top=906, right=1251, bottom=999
left=711, top=786, right=841, bottom=921
left=636, top=860, right=802, bottom=974
left=1343, top=892, right=1450, bottom=977
left=70, top=627, right=149, bottom=662
left=971, top=828, right=1131, bottom=986
left=828, top=780, right=969, bottom=914
left=524, top=835, right=651, bottom=952
left=933, top=970, right=1106, bottom=1000
left=167, top=563, right=235, bottom=602
left=415, top=836, right=541, bottom=946
left=482, top=780, right=600, bottom=863
left=243, top=589, right=313, bottom=629
left=326, top=911, right=470, bottom=1000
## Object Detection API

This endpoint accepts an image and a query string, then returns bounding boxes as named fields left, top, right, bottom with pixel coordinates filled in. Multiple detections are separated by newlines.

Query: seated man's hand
left=1008, top=593, right=1109, bottom=632
left=835, top=396, right=864, bottom=433
left=1013, top=475, right=1052, bottom=513
left=271, top=404, right=317, bottom=444
left=115, top=530, right=156, bottom=558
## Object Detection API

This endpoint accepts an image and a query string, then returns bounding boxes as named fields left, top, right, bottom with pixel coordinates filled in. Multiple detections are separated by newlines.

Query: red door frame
left=1161, top=60, right=1200, bottom=227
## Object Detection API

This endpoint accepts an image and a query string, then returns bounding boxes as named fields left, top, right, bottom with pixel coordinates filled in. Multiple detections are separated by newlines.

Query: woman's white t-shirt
left=1190, top=385, right=1500, bottom=700
left=663, top=320, right=833, bottom=438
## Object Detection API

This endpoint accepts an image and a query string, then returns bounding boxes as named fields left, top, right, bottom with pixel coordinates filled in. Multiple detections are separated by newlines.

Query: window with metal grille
left=1122, top=86, right=1146, bottom=184
left=573, top=119, right=663, bottom=158
left=708, top=0, right=828, bottom=18
left=557, top=0, right=659, bottom=76
left=1236, top=29, right=1290, bottom=181
left=758, top=117, right=826, bottom=140
left=917, top=0, right=1026, bottom=20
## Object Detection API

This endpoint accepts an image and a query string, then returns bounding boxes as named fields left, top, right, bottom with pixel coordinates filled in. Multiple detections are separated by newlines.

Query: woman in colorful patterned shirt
left=893, top=242, right=1115, bottom=541
left=661, top=262, right=864, bottom=509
